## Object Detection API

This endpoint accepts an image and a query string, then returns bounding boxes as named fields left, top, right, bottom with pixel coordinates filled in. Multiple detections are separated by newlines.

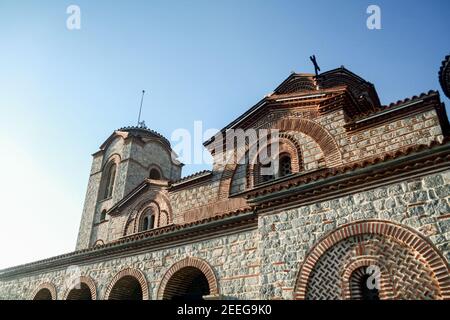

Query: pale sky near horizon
left=0, top=0, right=449, bottom=269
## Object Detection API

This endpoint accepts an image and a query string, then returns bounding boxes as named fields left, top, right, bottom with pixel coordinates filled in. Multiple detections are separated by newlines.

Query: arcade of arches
left=28, top=220, right=450, bottom=300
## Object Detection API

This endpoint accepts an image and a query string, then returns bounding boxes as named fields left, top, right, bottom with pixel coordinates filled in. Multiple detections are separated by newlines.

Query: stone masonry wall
left=259, top=169, right=450, bottom=299
left=317, top=109, right=443, bottom=164
left=169, top=179, right=221, bottom=224
left=3, top=169, right=448, bottom=300
left=0, top=228, right=260, bottom=300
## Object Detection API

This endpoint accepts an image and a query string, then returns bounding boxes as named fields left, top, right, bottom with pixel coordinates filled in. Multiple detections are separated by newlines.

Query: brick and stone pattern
left=338, top=110, right=443, bottom=164
left=227, top=108, right=443, bottom=195
left=1, top=170, right=448, bottom=300
left=76, top=130, right=182, bottom=250
left=258, top=170, right=450, bottom=300
left=170, top=180, right=221, bottom=223
left=305, top=234, right=440, bottom=299
left=0, top=229, right=260, bottom=300
left=3, top=70, right=449, bottom=300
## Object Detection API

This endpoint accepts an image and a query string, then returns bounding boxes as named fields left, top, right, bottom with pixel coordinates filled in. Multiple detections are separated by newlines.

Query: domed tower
left=75, top=125, right=182, bottom=250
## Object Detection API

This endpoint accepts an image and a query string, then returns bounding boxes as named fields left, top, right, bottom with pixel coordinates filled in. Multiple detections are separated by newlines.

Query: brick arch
left=101, top=153, right=121, bottom=170
left=63, top=276, right=97, bottom=300
left=221, top=132, right=303, bottom=198
left=293, top=220, right=450, bottom=300
left=246, top=134, right=303, bottom=188
left=105, top=267, right=149, bottom=300
left=157, top=257, right=219, bottom=300
left=341, top=256, right=395, bottom=300
left=122, top=191, right=173, bottom=236
left=134, top=201, right=160, bottom=233
left=274, top=117, right=342, bottom=166
left=31, top=282, right=57, bottom=300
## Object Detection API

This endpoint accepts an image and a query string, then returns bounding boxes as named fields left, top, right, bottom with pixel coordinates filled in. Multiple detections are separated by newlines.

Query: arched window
left=257, top=154, right=292, bottom=184
left=149, top=168, right=161, bottom=180
left=103, top=163, right=117, bottom=199
left=279, top=154, right=292, bottom=177
left=100, top=210, right=107, bottom=222
left=140, top=209, right=155, bottom=231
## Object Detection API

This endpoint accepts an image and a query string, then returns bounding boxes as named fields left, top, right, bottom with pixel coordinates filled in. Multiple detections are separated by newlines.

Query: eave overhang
left=106, top=179, right=169, bottom=216
left=344, top=91, right=447, bottom=133
left=0, top=211, right=256, bottom=280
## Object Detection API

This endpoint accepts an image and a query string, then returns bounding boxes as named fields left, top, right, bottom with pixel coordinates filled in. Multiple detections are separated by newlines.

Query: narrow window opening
left=141, top=210, right=155, bottom=231
left=279, top=154, right=292, bottom=177
left=103, top=163, right=117, bottom=199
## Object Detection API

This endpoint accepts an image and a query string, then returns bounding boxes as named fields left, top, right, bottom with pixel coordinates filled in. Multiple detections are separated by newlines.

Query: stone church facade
left=1, top=63, right=450, bottom=300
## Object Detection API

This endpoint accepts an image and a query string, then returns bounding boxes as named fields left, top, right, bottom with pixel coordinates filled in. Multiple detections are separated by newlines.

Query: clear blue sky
left=0, top=0, right=449, bottom=268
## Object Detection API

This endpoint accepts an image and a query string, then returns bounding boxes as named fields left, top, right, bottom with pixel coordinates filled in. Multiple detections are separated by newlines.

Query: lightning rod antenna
left=137, top=90, right=146, bottom=127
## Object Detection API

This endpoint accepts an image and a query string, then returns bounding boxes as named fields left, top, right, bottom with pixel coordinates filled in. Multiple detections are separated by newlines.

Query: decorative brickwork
left=273, top=118, right=342, bottom=166
left=1, top=64, right=449, bottom=301
left=247, top=134, right=303, bottom=188
left=341, top=257, right=395, bottom=300
left=294, top=220, right=450, bottom=300
left=122, top=189, right=173, bottom=236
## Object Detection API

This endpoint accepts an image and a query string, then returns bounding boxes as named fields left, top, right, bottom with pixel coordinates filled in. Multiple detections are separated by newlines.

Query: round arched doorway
left=108, top=276, right=142, bottom=300
left=32, top=283, right=57, bottom=300
left=64, top=276, right=97, bottom=300
left=163, top=267, right=210, bottom=300
left=105, top=268, right=149, bottom=300
left=158, top=257, right=219, bottom=300
left=66, top=283, right=93, bottom=300
left=33, top=288, right=53, bottom=300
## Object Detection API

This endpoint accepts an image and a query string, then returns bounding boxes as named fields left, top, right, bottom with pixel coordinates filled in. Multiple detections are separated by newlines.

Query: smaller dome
left=117, top=125, right=171, bottom=147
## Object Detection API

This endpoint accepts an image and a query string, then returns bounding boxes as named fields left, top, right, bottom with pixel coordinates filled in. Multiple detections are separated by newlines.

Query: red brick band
left=275, top=117, right=342, bottom=166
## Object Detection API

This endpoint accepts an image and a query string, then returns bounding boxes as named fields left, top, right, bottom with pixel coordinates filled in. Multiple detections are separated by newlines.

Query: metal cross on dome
left=310, top=55, right=321, bottom=76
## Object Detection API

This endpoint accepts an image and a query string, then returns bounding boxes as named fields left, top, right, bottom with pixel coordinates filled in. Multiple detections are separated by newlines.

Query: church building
left=1, top=61, right=450, bottom=300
